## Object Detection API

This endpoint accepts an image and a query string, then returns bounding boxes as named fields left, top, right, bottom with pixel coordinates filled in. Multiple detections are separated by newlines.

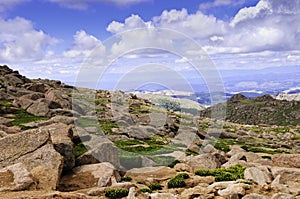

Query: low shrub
left=121, top=176, right=132, bottom=182
left=139, top=188, right=152, bottom=193
left=174, top=173, right=189, bottom=179
left=105, top=188, right=129, bottom=199
left=168, top=160, right=180, bottom=168
left=167, top=173, right=189, bottom=188
left=148, top=183, right=163, bottom=191
left=167, top=177, right=186, bottom=188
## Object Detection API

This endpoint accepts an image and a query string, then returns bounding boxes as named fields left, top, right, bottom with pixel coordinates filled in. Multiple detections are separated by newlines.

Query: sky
left=0, top=0, right=300, bottom=91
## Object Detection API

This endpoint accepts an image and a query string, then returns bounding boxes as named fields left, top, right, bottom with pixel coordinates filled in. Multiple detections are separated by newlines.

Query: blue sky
left=0, top=0, right=300, bottom=91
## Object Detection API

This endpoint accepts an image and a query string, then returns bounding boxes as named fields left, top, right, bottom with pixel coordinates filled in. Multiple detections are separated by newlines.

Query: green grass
left=121, top=176, right=132, bottom=182
left=114, top=136, right=174, bottom=155
left=105, top=188, right=129, bottom=199
left=195, top=164, right=246, bottom=182
left=211, top=137, right=289, bottom=155
left=95, top=97, right=108, bottom=106
left=167, top=173, right=189, bottom=188
left=98, top=120, right=119, bottom=134
left=174, top=173, right=189, bottom=179
left=150, top=156, right=176, bottom=166
left=271, top=127, right=290, bottom=134
left=148, top=183, right=163, bottom=191
left=77, top=117, right=118, bottom=134
left=0, top=100, right=12, bottom=108
left=211, top=139, right=244, bottom=153
left=74, top=143, right=90, bottom=158
left=10, top=109, right=48, bottom=126
left=240, top=145, right=288, bottom=154
left=0, top=100, right=47, bottom=129
left=139, top=188, right=152, bottom=193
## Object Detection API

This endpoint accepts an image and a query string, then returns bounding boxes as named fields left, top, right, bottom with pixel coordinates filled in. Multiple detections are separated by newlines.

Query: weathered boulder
left=44, top=123, right=75, bottom=170
left=75, top=141, right=120, bottom=168
left=12, top=97, right=33, bottom=109
left=49, top=108, right=80, bottom=117
left=0, top=163, right=35, bottom=192
left=0, top=125, right=21, bottom=134
left=1, top=191, right=91, bottom=199
left=45, top=89, right=71, bottom=109
left=218, top=183, right=249, bottom=198
left=27, top=99, right=50, bottom=117
left=271, top=193, right=295, bottom=199
left=182, top=153, right=221, bottom=170
left=202, top=144, right=219, bottom=154
left=185, top=175, right=215, bottom=188
left=242, top=193, right=270, bottom=199
left=4, top=73, right=25, bottom=87
left=0, top=128, right=49, bottom=168
left=180, top=185, right=214, bottom=199
left=125, top=166, right=176, bottom=184
left=271, top=175, right=292, bottom=194
left=18, top=144, right=64, bottom=190
left=123, top=125, right=155, bottom=139
left=230, top=152, right=261, bottom=163
left=59, top=162, right=120, bottom=191
left=272, top=154, right=300, bottom=168
left=227, top=145, right=246, bottom=157
left=271, top=167, right=300, bottom=193
left=127, top=187, right=137, bottom=199
left=244, top=167, right=272, bottom=185
left=25, top=83, right=47, bottom=93
left=174, top=163, right=193, bottom=173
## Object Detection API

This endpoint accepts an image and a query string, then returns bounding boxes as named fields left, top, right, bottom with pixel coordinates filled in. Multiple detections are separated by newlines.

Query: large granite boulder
left=45, top=89, right=71, bottom=109
left=0, top=128, right=49, bottom=168
left=272, top=154, right=300, bottom=168
left=18, top=144, right=64, bottom=190
left=59, top=162, right=120, bottom=191
left=124, top=166, right=176, bottom=184
left=0, top=163, right=35, bottom=192
left=44, top=123, right=75, bottom=170
left=26, top=99, right=50, bottom=117
left=75, top=141, right=120, bottom=168
left=182, top=153, right=221, bottom=170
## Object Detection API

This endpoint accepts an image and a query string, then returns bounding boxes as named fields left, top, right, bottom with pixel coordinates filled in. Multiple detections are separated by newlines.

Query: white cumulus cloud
left=0, top=17, right=58, bottom=63
left=63, top=30, right=105, bottom=58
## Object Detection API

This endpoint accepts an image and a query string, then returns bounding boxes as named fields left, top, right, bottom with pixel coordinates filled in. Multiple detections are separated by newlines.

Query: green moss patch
left=167, top=173, right=189, bottom=188
left=195, top=164, right=246, bottom=182
left=74, top=143, right=90, bottom=158
left=105, top=188, right=129, bottom=199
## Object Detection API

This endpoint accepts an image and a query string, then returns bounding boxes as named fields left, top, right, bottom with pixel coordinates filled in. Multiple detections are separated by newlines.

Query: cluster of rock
left=200, top=94, right=300, bottom=126
left=0, top=65, right=299, bottom=199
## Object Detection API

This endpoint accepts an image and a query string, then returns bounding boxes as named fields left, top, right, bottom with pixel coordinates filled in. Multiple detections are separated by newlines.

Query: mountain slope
left=200, top=94, right=300, bottom=126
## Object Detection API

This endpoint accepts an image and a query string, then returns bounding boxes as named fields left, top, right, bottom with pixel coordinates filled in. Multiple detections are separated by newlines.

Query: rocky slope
left=0, top=65, right=299, bottom=199
left=200, top=94, right=300, bottom=126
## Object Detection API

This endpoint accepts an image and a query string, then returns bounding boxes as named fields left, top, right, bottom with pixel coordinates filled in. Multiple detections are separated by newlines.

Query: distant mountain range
left=132, top=89, right=300, bottom=106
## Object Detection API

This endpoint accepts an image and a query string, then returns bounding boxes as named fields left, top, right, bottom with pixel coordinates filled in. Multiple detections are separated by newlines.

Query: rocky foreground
left=0, top=65, right=300, bottom=199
